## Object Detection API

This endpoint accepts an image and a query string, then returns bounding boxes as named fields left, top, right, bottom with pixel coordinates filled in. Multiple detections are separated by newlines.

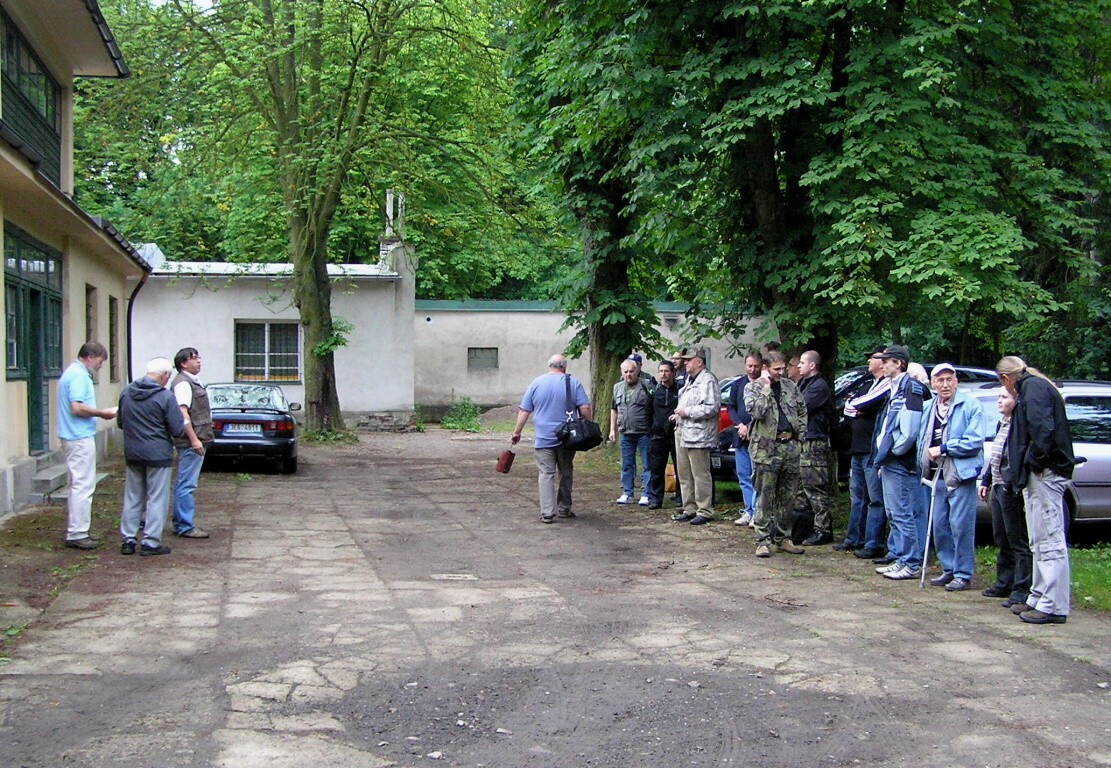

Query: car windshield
left=1066, top=396, right=1111, bottom=445
left=209, top=385, right=288, bottom=410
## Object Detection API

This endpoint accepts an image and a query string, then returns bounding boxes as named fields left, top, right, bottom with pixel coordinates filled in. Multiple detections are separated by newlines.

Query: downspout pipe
left=125, top=271, right=148, bottom=383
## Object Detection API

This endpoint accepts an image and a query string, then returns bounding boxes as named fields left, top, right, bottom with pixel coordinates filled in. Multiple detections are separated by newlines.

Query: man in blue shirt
left=511, top=355, right=592, bottom=523
left=56, top=342, right=118, bottom=549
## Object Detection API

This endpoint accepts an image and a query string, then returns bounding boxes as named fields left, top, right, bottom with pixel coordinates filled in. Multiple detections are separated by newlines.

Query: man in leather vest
left=171, top=347, right=214, bottom=539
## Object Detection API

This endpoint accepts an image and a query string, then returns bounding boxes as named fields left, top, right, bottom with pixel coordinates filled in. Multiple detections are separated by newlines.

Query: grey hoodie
left=117, top=376, right=186, bottom=467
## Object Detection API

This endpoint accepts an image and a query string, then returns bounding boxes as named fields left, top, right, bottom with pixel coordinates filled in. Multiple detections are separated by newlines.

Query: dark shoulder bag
left=555, top=375, right=603, bottom=451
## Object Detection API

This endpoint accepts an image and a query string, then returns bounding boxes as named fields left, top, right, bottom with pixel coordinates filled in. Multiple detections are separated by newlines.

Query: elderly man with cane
left=916, top=363, right=986, bottom=590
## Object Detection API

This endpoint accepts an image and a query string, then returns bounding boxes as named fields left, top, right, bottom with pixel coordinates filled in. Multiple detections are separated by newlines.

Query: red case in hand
left=496, top=450, right=515, bottom=474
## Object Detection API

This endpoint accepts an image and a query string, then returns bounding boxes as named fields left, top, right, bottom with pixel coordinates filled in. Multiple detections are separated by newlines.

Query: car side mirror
left=290, top=402, right=302, bottom=411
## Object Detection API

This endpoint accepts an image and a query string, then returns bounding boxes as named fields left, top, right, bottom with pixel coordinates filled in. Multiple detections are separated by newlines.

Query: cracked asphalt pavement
left=1, top=430, right=1110, bottom=767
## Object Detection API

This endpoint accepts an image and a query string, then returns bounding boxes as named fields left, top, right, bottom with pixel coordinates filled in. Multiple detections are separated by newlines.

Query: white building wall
left=414, top=302, right=765, bottom=409
left=130, top=264, right=415, bottom=422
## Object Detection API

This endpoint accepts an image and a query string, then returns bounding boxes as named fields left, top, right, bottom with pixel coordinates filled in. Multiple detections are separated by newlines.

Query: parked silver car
left=971, top=380, right=1111, bottom=528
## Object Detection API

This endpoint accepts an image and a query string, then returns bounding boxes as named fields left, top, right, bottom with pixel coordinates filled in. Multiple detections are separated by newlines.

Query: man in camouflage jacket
left=744, top=351, right=808, bottom=558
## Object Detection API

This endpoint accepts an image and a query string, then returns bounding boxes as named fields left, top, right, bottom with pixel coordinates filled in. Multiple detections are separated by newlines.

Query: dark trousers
left=989, top=484, right=1032, bottom=602
left=647, top=433, right=679, bottom=505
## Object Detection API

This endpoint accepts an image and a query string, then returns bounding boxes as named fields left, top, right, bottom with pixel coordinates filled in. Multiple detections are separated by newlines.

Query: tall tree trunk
left=291, top=211, right=344, bottom=432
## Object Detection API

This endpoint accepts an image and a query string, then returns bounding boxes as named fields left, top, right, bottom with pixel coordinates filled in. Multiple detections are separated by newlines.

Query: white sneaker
left=876, top=562, right=901, bottom=574
left=638, top=496, right=649, bottom=506
left=883, top=565, right=921, bottom=580
left=735, top=512, right=754, bottom=526
left=615, top=494, right=631, bottom=504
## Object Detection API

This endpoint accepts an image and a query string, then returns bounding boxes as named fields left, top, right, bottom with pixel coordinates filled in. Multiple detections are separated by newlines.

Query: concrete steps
left=33, top=467, right=111, bottom=503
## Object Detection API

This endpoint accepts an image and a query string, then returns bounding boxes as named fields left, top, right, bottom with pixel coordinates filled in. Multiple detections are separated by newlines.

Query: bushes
left=441, top=395, right=481, bottom=433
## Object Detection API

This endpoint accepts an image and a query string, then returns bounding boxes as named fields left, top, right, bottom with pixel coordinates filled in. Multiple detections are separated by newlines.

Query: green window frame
left=4, top=222, right=62, bottom=378
left=0, top=9, right=62, bottom=185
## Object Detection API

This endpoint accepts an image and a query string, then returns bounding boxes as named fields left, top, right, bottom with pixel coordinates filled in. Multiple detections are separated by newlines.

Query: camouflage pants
left=794, top=438, right=832, bottom=536
left=752, top=440, right=801, bottom=546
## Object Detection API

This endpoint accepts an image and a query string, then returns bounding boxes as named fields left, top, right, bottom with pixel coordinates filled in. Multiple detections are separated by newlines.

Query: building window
left=467, top=347, right=499, bottom=370
left=83, top=283, right=97, bottom=340
left=235, top=321, right=300, bottom=382
left=4, top=222, right=61, bottom=378
left=0, top=9, right=62, bottom=185
left=108, top=296, right=120, bottom=382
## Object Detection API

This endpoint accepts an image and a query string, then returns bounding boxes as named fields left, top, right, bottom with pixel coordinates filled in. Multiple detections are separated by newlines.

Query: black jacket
left=1009, top=372, right=1074, bottom=489
left=846, top=375, right=888, bottom=455
left=648, top=381, right=680, bottom=436
left=727, top=376, right=756, bottom=446
left=798, top=374, right=832, bottom=441
left=118, top=376, right=186, bottom=467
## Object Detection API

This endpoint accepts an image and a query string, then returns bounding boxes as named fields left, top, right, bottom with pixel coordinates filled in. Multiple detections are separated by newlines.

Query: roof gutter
left=84, top=0, right=130, bottom=78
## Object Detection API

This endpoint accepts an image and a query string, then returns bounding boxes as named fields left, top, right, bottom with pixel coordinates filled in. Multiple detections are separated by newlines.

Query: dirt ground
left=1, top=429, right=1109, bottom=768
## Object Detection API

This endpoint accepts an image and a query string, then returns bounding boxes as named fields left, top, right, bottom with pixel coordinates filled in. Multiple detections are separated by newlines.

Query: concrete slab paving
left=1, top=430, right=1109, bottom=767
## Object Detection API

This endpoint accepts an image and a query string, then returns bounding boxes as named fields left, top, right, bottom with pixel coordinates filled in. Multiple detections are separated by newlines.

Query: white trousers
left=1022, top=469, right=1071, bottom=616
left=63, top=437, right=97, bottom=540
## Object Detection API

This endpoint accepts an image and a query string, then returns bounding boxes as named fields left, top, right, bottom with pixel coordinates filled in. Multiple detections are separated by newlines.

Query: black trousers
left=647, top=433, right=679, bottom=505
left=989, top=484, right=1032, bottom=601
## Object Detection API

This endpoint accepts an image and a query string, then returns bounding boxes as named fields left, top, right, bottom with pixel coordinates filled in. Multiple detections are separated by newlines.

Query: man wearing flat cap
left=872, top=345, right=930, bottom=581
left=669, top=348, right=720, bottom=525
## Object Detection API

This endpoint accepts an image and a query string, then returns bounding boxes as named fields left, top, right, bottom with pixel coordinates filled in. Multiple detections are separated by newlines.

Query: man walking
left=727, top=351, right=762, bottom=527
left=795, top=350, right=834, bottom=545
left=917, top=363, right=986, bottom=591
left=511, top=355, right=592, bottom=523
left=872, top=345, right=928, bottom=581
left=646, top=360, right=680, bottom=510
left=836, top=347, right=890, bottom=559
left=171, top=347, right=213, bottom=539
left=610, top=359, right=653, bottom=505
left=118, top=358, right=186, bottom=556
left=57, top=342, right=118, bottom=549
left=670, top=348, right=720, bottom=526
left=997, top=356, right=1075, bottom=624
left=745, top=351, right=807, bottom=557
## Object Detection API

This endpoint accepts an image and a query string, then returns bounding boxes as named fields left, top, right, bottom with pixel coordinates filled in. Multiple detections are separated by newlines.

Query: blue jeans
left=930, top=478, right=977, bottom=580
left=881, top=465, right=923, bottom=570
left=845, top=453, right=884, bottom=549
left=173, top=446, right=205, bottom=534
left=619, top=433, right=650, bottom=496
left=734, top=442, right=756, bottom=516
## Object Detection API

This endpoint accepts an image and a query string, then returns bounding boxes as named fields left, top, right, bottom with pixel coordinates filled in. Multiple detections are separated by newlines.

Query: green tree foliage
left=507, top=0, right=1109, bottom=377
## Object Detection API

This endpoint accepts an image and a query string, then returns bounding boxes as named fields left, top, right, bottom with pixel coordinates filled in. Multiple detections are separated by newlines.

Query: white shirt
left=173, top=370, right=203, bottom=410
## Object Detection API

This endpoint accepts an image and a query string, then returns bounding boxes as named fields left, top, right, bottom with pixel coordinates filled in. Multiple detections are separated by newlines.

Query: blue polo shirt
left=57, top=361, right=97, bottom=441
left=521, top=372, right=590, bottom=449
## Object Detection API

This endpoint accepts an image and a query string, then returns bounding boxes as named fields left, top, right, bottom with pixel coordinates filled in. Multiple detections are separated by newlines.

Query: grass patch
left=976, top=543, right=1111, bottom=612
left=441, top=396, right=482, bottom=433
left=301, top=428, right=360, bottom=444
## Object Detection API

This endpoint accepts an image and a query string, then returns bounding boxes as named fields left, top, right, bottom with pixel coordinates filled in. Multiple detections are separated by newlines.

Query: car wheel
left=281, top=456, right=298, bottom=474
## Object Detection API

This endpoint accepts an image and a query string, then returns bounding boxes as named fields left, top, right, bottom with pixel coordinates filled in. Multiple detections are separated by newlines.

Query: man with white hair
left=117, top=358, right=186, bottom=556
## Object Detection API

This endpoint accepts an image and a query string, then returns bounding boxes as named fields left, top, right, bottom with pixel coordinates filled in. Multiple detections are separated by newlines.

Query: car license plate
left=225, top=423, right=261, bottom=435
left=711, top=456, right=721, bottom=468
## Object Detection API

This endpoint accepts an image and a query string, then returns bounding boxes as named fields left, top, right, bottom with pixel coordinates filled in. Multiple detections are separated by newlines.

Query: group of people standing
left=58, top=343, right=214, bottom=557
left=836, top=346, right=1074, bottom=624
left=511, top=344, right=1076, bottom=626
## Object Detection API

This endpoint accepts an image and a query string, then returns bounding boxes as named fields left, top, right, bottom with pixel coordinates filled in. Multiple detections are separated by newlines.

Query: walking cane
left=919, top=468, right=941, bottom=588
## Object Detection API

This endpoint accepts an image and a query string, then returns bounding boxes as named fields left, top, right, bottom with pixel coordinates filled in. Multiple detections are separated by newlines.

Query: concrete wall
left=129, top=247, right=416, bottom=426
left=414, top=301, right=765, bottom=410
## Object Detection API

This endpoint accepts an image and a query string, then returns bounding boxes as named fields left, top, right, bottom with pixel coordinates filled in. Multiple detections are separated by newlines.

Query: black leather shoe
left=981, top=586, right=1009, bottom=598
left=929, top=573, right=954, bottom=587
left=801, top=533, right=832, bottom=546
left=1001, top=597, right=1027, bottom=609
left=833, top=542, right=857, bottom=552
left=854, top=547, right=885, bottom=560
left=671, top=513, right=696, bottom=522
left=647, top=503, right=661, bottom=510
left=139, top=544, right=172, bottom=556
left=689, top=515, right=712, bottom=525
left=872, top=555, right=897, bottom=565
left=120, top=540, right=136, bottom=555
